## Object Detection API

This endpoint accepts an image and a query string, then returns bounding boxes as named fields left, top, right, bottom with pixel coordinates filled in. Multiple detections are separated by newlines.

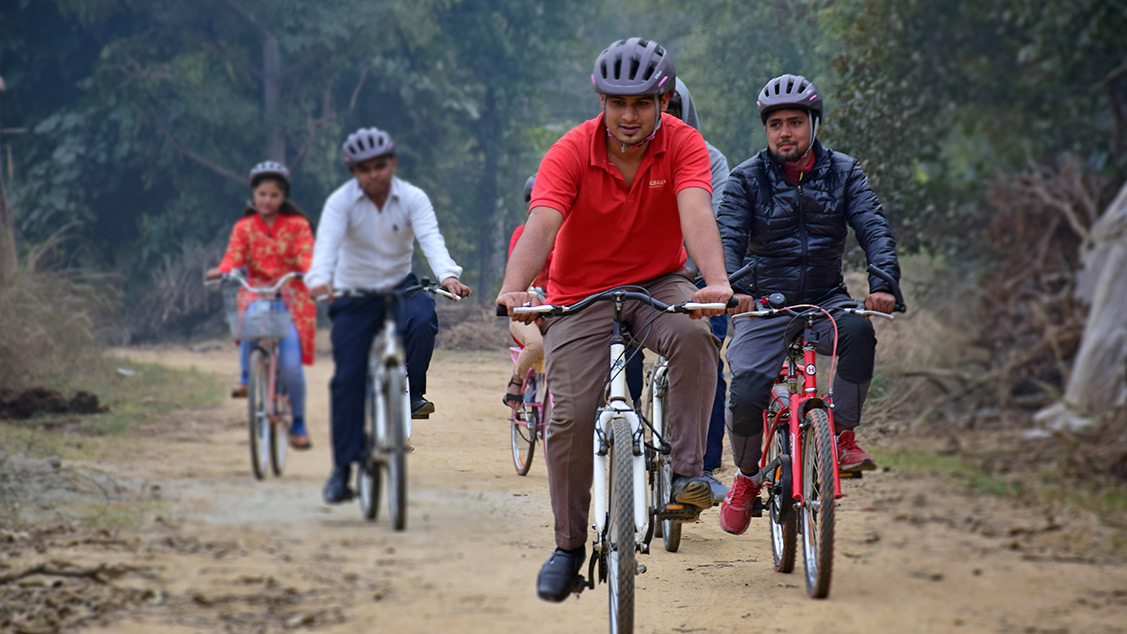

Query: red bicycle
left=738, top=266, right=904, bottom=598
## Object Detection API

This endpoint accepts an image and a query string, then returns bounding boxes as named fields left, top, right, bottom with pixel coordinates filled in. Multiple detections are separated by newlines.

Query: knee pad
left=727, top=371, right=776, bottom=436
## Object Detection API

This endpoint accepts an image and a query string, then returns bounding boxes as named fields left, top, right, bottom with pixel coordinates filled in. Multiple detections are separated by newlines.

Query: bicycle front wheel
left=608, top=415, right=635, bottom=634
left=270, top=380, right=289, bottom=477
left=510, top=372, right=537, bottom=476
left=247, top=348, right=270, bottom=480
left=801, top=407, right=836, bottom=598
left=387, top=368, right=409, bottom=531
left=767, top=385, right=796, bottom=573
left=359, top=375, right=381, bottom=521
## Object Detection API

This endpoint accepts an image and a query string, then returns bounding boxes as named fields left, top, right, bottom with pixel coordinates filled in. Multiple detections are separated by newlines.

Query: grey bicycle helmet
left=592, top=37, right=676, bottom=96
left=757, top=74, right=823, bottom=124
left=341, top=127, right=395, bottom=165
left=248, top=161, right=291, bottom=195
left=523, top=174, right=536, bottom=203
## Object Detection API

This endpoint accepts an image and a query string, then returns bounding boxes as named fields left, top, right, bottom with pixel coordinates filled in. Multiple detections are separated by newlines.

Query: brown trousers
left=541, top=271, right=717, bottom=550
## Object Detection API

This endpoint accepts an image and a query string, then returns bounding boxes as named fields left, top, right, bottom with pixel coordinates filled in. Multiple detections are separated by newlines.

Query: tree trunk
left=262, top=30, right=285, bottom=162
left=0, top=84, right=17, bottom=279
left=1036, top=181, right=1127, bottom=429
left=475, top=88, right=503, bottom=298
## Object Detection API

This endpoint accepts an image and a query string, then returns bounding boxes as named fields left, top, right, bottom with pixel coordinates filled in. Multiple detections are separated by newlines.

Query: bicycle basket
left=223, top=287, right=291, bottom=340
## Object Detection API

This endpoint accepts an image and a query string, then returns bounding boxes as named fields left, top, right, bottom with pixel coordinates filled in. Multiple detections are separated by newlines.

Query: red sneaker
left=837, top=430, right=876, bottom=472
left=719, top=472, right=761, bottom=535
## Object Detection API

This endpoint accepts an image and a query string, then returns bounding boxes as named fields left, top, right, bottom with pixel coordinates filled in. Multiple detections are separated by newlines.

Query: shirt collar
left=590, top=113, right=670, bottom=172
left=349, top=176, right=400, bottom=204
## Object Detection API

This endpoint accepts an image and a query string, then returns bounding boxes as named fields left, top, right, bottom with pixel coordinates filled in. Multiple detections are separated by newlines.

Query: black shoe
left=322, top=465, right=355, bottom=504
left=670, top=474, right=713, bottom=510
left=411, top=397, right=435, bottom=419
left=537, top=547, right=585, bottom=602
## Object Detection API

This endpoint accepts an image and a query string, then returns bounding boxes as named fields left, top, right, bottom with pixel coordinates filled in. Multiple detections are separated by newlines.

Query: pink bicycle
left=508, top=346, right=551, bottom=475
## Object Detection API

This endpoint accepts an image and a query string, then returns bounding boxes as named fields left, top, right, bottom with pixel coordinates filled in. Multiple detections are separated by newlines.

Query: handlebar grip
left=495, top=304, right=508, bottom=317
left=866, top=265, right=907, bottom=313
left=726, top=296, right=738, bottom=309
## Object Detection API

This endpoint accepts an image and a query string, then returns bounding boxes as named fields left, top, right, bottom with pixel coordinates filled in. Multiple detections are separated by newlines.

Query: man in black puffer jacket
left=715, top=74, right=900, bottom=536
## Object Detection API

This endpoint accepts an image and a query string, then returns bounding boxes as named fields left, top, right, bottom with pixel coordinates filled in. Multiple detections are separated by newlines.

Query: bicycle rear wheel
left=387, top=368, right=409, bottom=531
left=607, top=415, right=635, bottom=634
left=359, top=376, right=381, bottom=521
left=247, top=348, right=270, bottom=480
left=510, top=372, right=537, bottom=476
left=655, top=393, right=680, bottom=553
left=270, top=379, right=289, bottom=477
left=801, top=407, right=836, bottom=598
left=767, top=385, right=796, bottom=573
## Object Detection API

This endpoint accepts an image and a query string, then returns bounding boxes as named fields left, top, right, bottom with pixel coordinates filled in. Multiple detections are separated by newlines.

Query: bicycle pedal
left=660, top=503, right=702, bottom=522
left=751, top=496, right=764, bottom=518
left=411, top=413, right=430, bottom=420
left=838, top=470, right=863, bottom=479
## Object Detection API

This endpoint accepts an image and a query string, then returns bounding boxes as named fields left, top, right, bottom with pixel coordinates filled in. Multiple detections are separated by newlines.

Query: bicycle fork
left=589, top=339, right=649, bottom=588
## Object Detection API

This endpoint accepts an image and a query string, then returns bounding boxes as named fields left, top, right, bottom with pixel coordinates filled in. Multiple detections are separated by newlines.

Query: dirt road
left=54, top=339, right=1127, bottom=633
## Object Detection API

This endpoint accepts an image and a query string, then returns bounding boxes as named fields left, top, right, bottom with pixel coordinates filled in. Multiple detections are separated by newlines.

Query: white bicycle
left=510, top=288, right=728, bottom=633
left=326, top=278, right=457, bottom=529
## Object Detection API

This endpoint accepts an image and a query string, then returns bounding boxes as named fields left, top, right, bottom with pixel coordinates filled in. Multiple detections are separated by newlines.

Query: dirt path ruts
left=66, top=338, right=1127, bottom=634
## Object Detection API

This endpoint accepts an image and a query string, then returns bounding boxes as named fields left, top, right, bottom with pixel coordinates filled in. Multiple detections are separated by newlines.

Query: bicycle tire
left=657, top=391, right=681, bottom=553
left=608, top=415, right=635, bottom=634
left=801, top=407, right=836, bottom=598
left=359, top=375, right=381, bottom=521
left=387, top=368, right=408, bottom=531
left=767, top=385, right=796, bottom=573
left=247, top=348, right=270, bottom=480
left=510, top=372, right=537, bottom=476
left=270, top=378, right=288, bottom=477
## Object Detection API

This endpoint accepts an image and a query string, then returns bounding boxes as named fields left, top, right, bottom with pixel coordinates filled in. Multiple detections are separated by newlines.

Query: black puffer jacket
left=716, top=141, right=899, bottom=303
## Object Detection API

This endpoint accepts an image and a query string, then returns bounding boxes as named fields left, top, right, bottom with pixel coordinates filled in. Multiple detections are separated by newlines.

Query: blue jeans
left=240, top=318, right=306, bottom=419
left=326, top=273, right=438, bottom=467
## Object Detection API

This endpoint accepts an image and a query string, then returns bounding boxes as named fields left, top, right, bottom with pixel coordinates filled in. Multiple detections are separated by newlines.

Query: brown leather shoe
left=230, top=383, right=247, bottom=398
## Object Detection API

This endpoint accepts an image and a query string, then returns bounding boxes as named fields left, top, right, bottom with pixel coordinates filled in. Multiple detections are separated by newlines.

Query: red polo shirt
left=531, top=113, right=712, bottom=305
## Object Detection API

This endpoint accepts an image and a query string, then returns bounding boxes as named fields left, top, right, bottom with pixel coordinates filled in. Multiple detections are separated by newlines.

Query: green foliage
left=828, top=0, right=1127, bottom=255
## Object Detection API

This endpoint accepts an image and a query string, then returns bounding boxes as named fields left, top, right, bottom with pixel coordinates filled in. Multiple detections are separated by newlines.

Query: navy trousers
left=326, top=273, right=439, bottom=466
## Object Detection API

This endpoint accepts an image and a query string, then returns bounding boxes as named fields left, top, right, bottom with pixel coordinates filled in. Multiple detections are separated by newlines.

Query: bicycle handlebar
left=495, top=288, right=737, bottom=317
left=867, top=265, right=907, bottom=313
left=315, top=282, right=459, bottom=303
left=205, top=269, right=302, bottom=295
left=734, top=301, right=895, bottom=321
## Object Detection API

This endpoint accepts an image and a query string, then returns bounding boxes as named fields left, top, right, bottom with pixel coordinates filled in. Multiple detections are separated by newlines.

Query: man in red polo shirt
left=496, top=37, right=733, bottom=602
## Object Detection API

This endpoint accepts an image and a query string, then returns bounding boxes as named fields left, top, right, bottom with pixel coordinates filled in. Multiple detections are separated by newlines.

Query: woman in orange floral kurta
left=206, top=162, right=316, bottom=449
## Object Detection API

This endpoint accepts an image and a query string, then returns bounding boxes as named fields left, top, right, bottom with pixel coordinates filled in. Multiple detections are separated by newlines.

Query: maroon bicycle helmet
left=592, top=37, right=676, bottom=97
left=756, top=74, right=823, bottom=124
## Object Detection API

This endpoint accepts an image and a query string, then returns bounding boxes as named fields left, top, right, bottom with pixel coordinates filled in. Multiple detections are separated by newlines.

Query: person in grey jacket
left=715, top=74, right=900, bottom=536
left=669, top=78, right=732, bottom=505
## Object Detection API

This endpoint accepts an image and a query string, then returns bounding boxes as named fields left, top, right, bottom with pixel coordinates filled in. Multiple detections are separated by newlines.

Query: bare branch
left=144, top=111, right=244, bottom=186
left=0, top=562, right=141, bottom=585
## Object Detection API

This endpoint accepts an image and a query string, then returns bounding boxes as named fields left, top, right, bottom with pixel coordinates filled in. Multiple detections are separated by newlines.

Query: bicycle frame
left=761, top=324, right=844, bottom=505
left=591, top=297, right=649, bottom=551
left=370, top=305, right=411, bottom=450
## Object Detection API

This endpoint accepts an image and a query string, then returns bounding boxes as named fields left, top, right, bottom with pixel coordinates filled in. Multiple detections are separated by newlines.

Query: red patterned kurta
left=218, top=213, right=316, bottom=365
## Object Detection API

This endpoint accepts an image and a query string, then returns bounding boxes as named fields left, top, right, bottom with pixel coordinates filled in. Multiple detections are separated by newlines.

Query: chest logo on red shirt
left=649, top=179, right=667, bottom=189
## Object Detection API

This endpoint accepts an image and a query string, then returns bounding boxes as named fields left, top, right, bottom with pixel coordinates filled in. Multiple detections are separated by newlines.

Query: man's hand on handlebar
left=496, top=290, right=543, bottom=324
left=865, top=291, right=896, bottom=315
left=309, top=283, right=333, bottom=302
left=726, top=293, right=758, bottom=317
left=689, top=283, right=733, bottom=320
left=204, top=267, right=223, bottom=282
left=441, top=276, right=472, bottom=300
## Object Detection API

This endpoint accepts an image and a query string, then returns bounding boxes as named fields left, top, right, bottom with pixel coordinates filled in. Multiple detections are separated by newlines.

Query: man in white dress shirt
left=306, top=126, right=472, bottom=503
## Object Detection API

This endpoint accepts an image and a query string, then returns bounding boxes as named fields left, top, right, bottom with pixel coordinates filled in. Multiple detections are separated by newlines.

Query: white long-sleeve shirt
left=305, top=176, right=463, bottom=290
